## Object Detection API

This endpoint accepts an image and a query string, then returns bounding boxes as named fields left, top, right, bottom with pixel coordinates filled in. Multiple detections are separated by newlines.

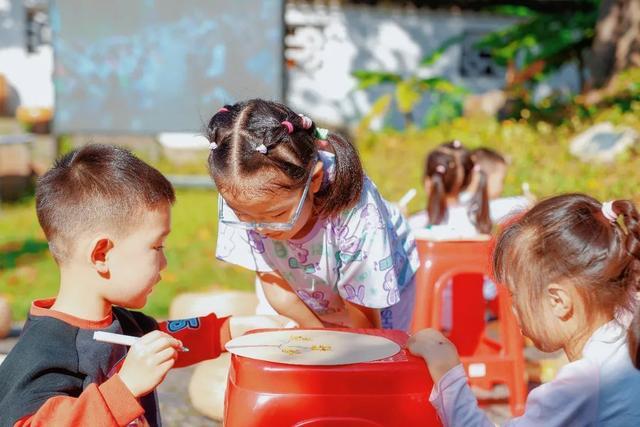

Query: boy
left=0, top=145, right=231, bottom=426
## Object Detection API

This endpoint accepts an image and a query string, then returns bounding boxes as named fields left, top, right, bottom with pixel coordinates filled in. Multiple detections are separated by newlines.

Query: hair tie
left=218, top=107, right=229, bottom=113
left=601, top=201, right=618, bottom=223
left=209, top=142, right=218, bottom=151
left=435, top=165, right=446, bottom=174
left=314, top=127, right=329, bottom=140
left=255, top=144, right=268, bottom=154
left=298, top=114, right=313, bottom=129
left=452, top=140, right=462, bottom=148
left=473, top=164, right=481, bottom=172
left=281, top=121, right=294, bottom=134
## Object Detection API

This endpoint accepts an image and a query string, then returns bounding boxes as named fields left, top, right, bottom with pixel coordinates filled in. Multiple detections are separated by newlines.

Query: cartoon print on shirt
left=296, top=289, right=331, bottom=314
left=344, top=284, right=366, bottom=305
left=248, top=230, right=266, bottom=254
left=288, top=242, right=309, bottom=263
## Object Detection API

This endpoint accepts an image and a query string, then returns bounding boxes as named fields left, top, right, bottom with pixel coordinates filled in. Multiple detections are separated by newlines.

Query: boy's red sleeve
left=158, top=313, right=230, bottom=368
left=14, top=374, right=144, bottom=427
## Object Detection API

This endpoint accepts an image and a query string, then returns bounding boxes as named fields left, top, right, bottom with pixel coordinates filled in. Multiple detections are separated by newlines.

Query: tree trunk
left=589, top=0, right=640, bottom=89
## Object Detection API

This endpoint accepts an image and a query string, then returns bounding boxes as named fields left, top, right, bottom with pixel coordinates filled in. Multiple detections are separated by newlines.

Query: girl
left=408, top=140, right=491, bottom=236
left=409, top=194, right=640, bottom=426
left=467, top=147, right=532, bottom=224
left=206, top=99, right=418, bottom=331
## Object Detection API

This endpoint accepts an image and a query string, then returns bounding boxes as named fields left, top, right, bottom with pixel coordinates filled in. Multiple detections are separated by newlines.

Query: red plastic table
left=224, top=328, right=442, bottom=427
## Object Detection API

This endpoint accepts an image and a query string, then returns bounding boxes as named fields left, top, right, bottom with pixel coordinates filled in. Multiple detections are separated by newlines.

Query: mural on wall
left=51, top=0, right=284, bottom=133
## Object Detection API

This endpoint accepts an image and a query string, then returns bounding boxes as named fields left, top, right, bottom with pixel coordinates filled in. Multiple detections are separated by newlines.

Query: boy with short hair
left=0, top=145, right=231, bottom=426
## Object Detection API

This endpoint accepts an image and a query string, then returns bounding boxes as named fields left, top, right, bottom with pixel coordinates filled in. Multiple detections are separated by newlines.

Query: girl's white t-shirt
left=215, top=151, right=419, bottom=330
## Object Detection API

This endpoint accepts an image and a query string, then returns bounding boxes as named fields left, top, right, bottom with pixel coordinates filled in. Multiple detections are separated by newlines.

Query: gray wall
left=51, top=0, right=285, bottom=133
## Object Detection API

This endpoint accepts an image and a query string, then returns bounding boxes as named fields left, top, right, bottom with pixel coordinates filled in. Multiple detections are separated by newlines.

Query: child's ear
left=545, top=283, right=573, bottom=320
left=311, top=160, right=324, bottom=194
left=89, top=237, right=114, bottom=278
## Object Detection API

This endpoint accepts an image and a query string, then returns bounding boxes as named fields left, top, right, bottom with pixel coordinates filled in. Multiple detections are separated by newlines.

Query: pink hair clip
left=435, top=165, right=446, bottom=174
left=209, top=142, right=218, bottom=151
left=218, top=107, right=229, bottom=113
left=298, top=114, right=313, bottom=129
left=601, top=201, right=618, bottom=223
left=452, top=140, right=462, bottom=148
left=281, top=120, right=294, bottom=134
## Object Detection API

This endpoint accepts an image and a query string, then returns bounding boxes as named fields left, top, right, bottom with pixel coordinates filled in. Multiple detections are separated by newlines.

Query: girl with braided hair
left=409, top=194, right=640, bottom=426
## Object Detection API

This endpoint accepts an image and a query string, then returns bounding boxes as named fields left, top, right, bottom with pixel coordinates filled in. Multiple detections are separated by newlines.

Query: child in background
left=0, top=145, right=237, bottom=426
left=466, top=147, right=531, bottom=224
left=409, top=194, right=640, bottom=426
left=408, top=140, right=492, bottom=237
left=208, top=99, right=418, bottom=331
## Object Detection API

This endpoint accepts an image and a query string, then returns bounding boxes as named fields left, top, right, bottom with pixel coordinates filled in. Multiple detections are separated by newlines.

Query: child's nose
left=159, top=252, right=168, bottom=271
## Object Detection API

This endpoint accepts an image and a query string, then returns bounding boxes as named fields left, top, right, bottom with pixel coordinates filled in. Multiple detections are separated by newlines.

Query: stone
left=464, top=90, right=507, bottom=117
left=157, top=133, right=209, bottom=166
left=569, top=122, right=639, bottom=163
left=169, top=290, right=259, bottom=319
left=188, top=353, right=231, bottom=421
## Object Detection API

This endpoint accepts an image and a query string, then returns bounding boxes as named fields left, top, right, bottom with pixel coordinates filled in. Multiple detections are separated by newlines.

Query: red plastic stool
left=224, top=328, right=442, bottom=427
left=410, top=238, right=527, bottom=416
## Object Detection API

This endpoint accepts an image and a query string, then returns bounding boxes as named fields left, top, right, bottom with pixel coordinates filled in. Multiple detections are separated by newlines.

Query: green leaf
left=396, top=80, right=422, bottom=114
left=418, top=78, right=468, bottom=95
left=352, top=70, right=401, bottom=90
left=357, top=94, right=392, bottom=134
left=420, top=34, right=465, bottom=67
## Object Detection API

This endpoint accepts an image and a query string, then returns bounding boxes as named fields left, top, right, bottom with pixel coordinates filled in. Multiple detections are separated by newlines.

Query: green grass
left=0, top=189, right=254, bottom=320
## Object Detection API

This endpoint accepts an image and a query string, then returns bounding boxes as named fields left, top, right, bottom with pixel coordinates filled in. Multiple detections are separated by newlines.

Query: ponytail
left=314, top=132, right=364, bottom=217
left=468, top=168, right=492, bottom=234
left=427, top=173, right=447, bottom=226
left=614, top=200, right=640, bottom=369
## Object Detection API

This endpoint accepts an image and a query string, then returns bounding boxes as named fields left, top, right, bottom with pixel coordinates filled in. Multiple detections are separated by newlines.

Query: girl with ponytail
left=409, top=194, right=640, bottom=426
left=206, top=99, right=418, bottom=331
left=409, top=140, right=492, bottom=235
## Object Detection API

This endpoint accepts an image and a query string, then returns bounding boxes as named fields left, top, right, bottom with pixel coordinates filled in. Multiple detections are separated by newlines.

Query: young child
left=408, top=140, right=492, bottom=236
left=409, top=194, right=640, bottom=426
left=208, top=99, right=418, bottom=331
left=0, top=145, right=233, bottom=426
left=467, top=147, right=530, bottom=224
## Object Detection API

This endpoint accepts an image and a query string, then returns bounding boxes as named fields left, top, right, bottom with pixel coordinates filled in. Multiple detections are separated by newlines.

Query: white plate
left=225, top=330, right=401, bottom=366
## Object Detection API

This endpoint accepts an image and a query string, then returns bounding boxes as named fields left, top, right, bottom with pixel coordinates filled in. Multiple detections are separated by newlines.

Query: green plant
left=479, top=3, right=599, bottom=89
left=352, top=35, right=468, bottom=130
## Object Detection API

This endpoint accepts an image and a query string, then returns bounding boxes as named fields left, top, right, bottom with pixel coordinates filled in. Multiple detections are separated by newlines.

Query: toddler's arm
left=259, top=272, right=325, bottom=328
left=409, top=329, right=599, bottom=427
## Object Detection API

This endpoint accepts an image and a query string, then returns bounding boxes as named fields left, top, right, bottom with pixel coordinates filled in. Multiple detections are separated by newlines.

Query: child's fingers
left=137, top=330, right=164, bottom=344
left=158, top=357, right=176, bottom=375
left=147, top=334, right=183, bottom=353
left=154, top=347, right=178, bottom=364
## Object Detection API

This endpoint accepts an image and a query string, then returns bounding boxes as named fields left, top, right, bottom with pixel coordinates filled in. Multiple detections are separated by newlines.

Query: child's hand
left=407, top=329, right=461, bottom=383
left=118, top=330, right=183, bottom=397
